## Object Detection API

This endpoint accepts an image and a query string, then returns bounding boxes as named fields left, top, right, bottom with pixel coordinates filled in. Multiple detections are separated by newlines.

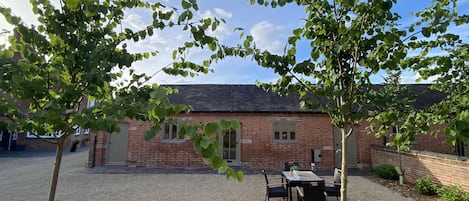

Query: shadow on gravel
left=81, top=165, right=372, bottom=177
left=0, top=147, right=88, bottom=158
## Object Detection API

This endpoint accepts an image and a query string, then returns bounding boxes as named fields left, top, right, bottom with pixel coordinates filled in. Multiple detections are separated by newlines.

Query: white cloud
left=198, top=9, right=232, bottom=39
left=122, top=13, right=145, bottom=30
left=401, top=72, right=437, bottom=84
left=250, top=21, right=287, bottom=55
left=214, top=8, right=233, bottom=19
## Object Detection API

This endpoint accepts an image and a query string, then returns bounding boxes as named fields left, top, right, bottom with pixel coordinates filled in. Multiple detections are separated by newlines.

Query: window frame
left=83, top=128, right=90, bottom=135
left=272, top=119, right=298, bottom=143
left=160, top=118, right=189, bottom=142
left=74, top=127, right=81, bottom=136
left=26, top=130, right=63, bottom=139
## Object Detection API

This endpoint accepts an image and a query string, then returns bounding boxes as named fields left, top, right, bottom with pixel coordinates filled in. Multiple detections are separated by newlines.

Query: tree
left=403, top=0, right=469, bottom=145
left=0, top=0, right=240, bottom=200
left=367, top=71, right=418, bottom=178
left=208, top=0, right=468, bottom=200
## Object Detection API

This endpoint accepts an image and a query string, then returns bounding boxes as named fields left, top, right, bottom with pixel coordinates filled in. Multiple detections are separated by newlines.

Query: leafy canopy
left=204, top=0, right=468, bottom=200
left=0, top=0, right=242, bottom=181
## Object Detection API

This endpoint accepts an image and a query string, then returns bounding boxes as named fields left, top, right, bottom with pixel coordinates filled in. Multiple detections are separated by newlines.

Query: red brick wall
left=88, top=131, right=108, bottom=167
left=89, top=114, right=456, bottom=171
left=91, top=113, right=337, bottom=170
left=355, top=123, right=454, bottom=168
left=370, top=146, right=469, bottom=193
left=412, top=124, right=453, bottom=154
left=356, top=121, right=384, bottom=167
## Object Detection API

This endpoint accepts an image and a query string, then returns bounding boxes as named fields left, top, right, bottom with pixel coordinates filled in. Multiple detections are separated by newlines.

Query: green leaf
left=184, top=125, right=197, bottom=139
left=203, top=122, right=218, bottom=137
left=236, top=170, right=244, bottom=181
left=422, top=27, right=431, bottom=37
left=208, top=42, right=216, bottom=51
left=220, top=119, right=231, bottom=130
left=201, top=144, right=215, bottom=159
left=231, top=120, right=240, bottom=129
left=181, top=0, right=191, bottom=9
left=66, top=0, right=81, bottom=10
left=212, top=156, right=224, bottom=169
left=200, top=138, right=210, bottom=149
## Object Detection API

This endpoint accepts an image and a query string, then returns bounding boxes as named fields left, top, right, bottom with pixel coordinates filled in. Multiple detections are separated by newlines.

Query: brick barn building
left=88, top=84, right=459, bottom=170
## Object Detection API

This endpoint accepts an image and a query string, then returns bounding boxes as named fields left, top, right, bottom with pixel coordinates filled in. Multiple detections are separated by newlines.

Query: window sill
left=160, top=140, right=186, bottom=144
left=273, top=140, right=298, bottom=144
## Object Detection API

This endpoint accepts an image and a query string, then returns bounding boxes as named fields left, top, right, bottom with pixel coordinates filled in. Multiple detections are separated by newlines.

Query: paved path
left=0, top=148, right=414, bottom=201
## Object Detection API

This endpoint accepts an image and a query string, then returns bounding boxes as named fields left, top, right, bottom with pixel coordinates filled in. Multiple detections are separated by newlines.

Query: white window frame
left=26, top=130, right=63, bottom=139
left=83, top=128, right=90, bottom=135
left=74, top=127, right=81, bottom=136
left=272, top=119, right=298, bottom=143
left=161, top=119, right=189, bottom=142
left=11, top=131, right=17, bottom=140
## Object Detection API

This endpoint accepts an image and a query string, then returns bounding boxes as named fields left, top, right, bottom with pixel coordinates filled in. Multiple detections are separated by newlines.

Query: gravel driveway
left=0, top=148, right=414, bottom=201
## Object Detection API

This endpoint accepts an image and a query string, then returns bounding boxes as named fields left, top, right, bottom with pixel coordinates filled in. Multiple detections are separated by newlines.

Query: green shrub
left=438, top=185, right=469, bottom=201
left=372, top=164, right=398, bottom=180
left=415, top=176, right=437, bottom=195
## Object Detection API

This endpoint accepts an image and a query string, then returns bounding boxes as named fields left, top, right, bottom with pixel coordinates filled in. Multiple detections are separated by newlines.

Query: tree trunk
left=340, top=127, right=348, bottom=201
left=48, top=137, right=65, bottom=201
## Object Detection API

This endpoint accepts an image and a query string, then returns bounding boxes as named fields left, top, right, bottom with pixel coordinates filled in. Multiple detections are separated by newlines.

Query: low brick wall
left=370, top=145, right=469, bottom=193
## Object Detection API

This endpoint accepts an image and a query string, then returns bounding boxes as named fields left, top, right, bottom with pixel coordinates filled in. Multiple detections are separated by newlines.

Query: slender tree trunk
left=398, top=149, right=402, bottom=171
left=48, top=137, right=65, bottom=201
left=340, top=127, right=348, bottom=201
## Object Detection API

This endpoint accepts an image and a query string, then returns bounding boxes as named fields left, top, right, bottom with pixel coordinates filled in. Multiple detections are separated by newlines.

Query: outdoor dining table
left=282, top=170, right=325, bottom=201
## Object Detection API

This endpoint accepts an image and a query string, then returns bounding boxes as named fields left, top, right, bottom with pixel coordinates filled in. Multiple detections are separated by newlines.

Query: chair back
left=333, top=168, right=342, bottom=186
left=302, top=181, right=325, bottom=201
left=284, top=161, right=300, bottom=171
left=261, top=169, right=269, bottom=185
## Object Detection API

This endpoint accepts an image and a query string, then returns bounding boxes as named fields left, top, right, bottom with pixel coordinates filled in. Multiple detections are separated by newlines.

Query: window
left=87, top=99, right=95, bottom=108
left=74, top=127, right=81, bottom=136
left=26, top=130, right=63, bottom=139
left=272, top=119, right=297, bottom=142
left=83, top=128, right=90, bottom=135
left=11, top=131, right=17, bottom=140
left=161, top=119, right=188, bottom=141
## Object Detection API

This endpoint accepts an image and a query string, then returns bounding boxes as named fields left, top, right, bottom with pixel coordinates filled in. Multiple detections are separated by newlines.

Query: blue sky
left=1, top=0, right=468, bottom=85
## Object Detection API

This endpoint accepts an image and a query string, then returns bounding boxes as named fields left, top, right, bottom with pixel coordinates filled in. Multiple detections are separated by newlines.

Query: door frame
left=219, top=127, right=241, bottom=166
left=334, top=125, right=358, bottom=168
left=106, top=124, right=129, bottom=165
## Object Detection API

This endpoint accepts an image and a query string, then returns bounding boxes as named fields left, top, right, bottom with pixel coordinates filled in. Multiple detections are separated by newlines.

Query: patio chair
left=296, top=186, right=305, bottom=201
left=284, top=161, right=300, bottom=171
left=324, top=168, right=341, bottom=201
left=301, top=181, right=326, bottom=201
left=262, top=169, right=288, bottom=201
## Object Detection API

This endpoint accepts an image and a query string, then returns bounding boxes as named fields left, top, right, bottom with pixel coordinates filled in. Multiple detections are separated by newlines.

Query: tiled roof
left=165, top=84, right=446, bottom=113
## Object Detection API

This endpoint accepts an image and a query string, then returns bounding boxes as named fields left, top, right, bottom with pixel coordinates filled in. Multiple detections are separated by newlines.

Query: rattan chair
left=262, top=169, right=288, bottom=201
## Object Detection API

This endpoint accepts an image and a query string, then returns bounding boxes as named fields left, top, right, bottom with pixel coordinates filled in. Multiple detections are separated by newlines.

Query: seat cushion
left=324, top=186, right=340, bottom=196
left=268, top=186, right=288, bottom=197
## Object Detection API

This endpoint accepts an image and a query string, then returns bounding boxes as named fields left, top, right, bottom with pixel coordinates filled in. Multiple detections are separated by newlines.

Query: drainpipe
left=91, top=133, right=97, bottom=168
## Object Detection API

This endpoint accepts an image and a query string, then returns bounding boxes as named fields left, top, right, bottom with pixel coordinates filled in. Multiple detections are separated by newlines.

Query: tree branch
left=30, top=132, right=58, bottom=144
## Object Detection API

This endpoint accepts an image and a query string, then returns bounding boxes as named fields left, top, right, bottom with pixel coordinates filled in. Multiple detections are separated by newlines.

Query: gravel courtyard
left=0, top=148, right=415, bottom=201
